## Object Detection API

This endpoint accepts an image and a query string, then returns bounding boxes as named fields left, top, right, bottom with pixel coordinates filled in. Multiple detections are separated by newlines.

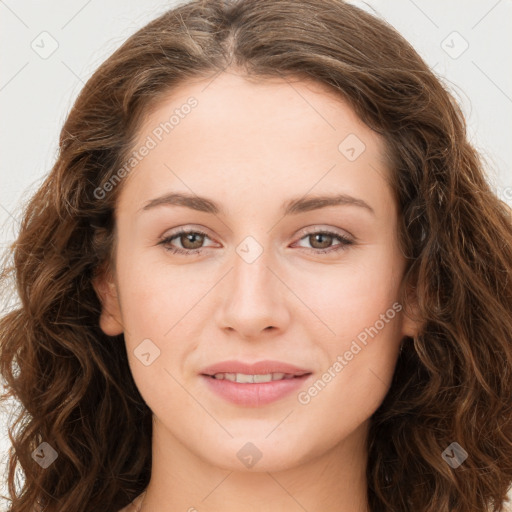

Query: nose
left=215, top=245, right=291, bottom=340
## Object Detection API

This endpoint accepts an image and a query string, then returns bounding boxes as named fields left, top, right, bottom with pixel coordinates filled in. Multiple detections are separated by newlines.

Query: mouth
left=200, top=370, right=313, bottom=407
left=200, top=359, right=312, bottom=378
left=202, top=372, right=311, bottom=383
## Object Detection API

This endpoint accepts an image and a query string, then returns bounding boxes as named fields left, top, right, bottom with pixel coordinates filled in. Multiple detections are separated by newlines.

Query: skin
left=94, top=70, right=420, bottom=512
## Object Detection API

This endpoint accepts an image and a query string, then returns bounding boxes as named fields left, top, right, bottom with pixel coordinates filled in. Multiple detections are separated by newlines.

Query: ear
left=92, top=264, right=124, bottom=336
left=400, top=282, right=423, bottom=339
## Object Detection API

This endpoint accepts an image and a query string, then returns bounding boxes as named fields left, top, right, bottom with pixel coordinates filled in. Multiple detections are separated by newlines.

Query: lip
left=200, top=359, right=313, bottom=407
left=200, top=359, right=312, bottom=376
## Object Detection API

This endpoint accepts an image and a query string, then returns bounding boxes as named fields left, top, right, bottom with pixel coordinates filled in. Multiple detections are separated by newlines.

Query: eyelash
left=158, top=228, right=354, bottom=256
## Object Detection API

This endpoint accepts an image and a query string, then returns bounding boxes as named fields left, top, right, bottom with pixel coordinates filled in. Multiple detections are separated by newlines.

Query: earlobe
left=401, top=307, right=421, bottom=339
left=92, top=268, right=124, bottom=336
left=400, top=283, right=423, bottom=339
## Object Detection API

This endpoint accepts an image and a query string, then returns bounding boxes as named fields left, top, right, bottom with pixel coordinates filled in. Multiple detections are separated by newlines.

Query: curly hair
left=1, top=0, right=512, bottom=510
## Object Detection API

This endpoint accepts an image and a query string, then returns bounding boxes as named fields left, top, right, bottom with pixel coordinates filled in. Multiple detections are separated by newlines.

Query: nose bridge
left=233, top=245, right=274, bottom=297
left=231, top=237, right=279, bottom=310
left=216, top=235, right=290, bottom=337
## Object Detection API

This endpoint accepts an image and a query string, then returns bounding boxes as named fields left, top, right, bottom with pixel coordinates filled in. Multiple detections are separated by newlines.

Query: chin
left=200, top=437, right=312, bottom=473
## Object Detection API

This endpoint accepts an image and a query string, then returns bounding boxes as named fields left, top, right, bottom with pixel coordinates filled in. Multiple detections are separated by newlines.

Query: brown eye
left=308, top=233, right=334, bottom=250
left=294, top=229, right=354, bottom=254
left=179, top=232, right=205, bottom=250
left=159, top=229, right=212, bottom=255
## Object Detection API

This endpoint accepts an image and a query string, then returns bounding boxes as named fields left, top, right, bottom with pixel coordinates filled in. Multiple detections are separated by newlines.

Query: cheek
left=298, top=314, right=403, bottom=441
left=115, top=252, right=205, bottom=373
left=298, top=256, right=401, bottom=339
left=294, top=250, right=403, bottom=411
left=114, top=254, right=195, bottom=410
left=115, top=249, right=199, bottom=333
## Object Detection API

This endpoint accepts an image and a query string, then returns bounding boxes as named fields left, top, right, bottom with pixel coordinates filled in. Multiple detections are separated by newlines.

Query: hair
left=1, top=0, right=511, bottom=510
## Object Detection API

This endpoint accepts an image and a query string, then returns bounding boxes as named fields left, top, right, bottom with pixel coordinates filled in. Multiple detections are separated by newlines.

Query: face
left=94, top=71, right=419, bottom=473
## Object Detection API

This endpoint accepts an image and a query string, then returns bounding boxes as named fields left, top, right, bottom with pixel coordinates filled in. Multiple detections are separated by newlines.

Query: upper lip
left=200, top=360, right=312, bottom=376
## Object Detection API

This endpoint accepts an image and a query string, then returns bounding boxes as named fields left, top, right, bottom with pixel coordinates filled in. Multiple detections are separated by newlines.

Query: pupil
left=312, top=233, right=331, bottom=249
left=183, top=233, right=203, bottom=249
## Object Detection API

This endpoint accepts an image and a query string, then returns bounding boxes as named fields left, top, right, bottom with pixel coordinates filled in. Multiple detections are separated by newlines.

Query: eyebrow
left=140, top=191, right=375, bottom=216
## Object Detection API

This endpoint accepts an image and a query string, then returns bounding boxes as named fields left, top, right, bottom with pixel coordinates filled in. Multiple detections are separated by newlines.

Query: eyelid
left=160, top=224, right=215, bottom=240
left=295, top=224, right=355, bottom=240
left=159, top=226, right=217, bottom=248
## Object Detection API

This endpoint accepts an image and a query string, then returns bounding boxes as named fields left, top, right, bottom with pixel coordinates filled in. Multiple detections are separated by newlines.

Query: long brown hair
left=1, top=1, right=512, bottom=510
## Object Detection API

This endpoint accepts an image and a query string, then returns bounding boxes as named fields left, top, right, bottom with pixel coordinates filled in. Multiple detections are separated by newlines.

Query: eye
left=293, top=229, right=354, bottom=254
left=159, top=229, right=215, bottom=255
left=158, top=227, right=355, bottom=256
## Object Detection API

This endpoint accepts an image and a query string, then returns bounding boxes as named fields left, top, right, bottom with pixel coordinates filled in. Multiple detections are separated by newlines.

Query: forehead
left=117, top=71, right=392, bottom=216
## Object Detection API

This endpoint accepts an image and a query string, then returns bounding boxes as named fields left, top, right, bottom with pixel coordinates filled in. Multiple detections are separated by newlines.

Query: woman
left=1, top=1, right=512, bottom=511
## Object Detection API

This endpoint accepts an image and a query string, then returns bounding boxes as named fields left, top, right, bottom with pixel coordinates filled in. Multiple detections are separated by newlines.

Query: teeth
left=212, top=372, right=292, bottom=383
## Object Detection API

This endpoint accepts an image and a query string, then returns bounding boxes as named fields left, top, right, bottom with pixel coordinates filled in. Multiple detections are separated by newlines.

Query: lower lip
left=201, top=374, right=312, bottom=407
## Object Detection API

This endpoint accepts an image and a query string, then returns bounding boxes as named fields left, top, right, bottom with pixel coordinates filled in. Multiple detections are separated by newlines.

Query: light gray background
left=1, top=0, right=511, bottom=507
